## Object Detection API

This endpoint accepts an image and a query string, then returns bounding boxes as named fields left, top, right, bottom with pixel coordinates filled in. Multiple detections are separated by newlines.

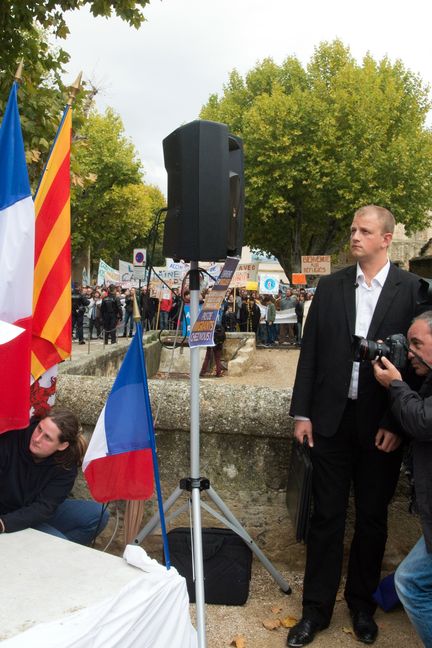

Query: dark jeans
left=89, top=317, right=102, bottom=339
left=302, top=400, right=403, bottom=627
left=103, top=316, right=117, bottom=344
left=72, top=312, right=84, bottom=342
left=32, top=499, right=109, bottom=545
left=159, top=310, right=169, bottom=330
left=257, top=323, right=267, bottom=344
left=266, top=322, right=277, bottom=344
left=123, top=310, right=134, bottom=335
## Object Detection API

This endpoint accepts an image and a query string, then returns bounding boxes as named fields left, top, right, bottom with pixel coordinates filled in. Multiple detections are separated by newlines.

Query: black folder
left=286, top=438, right=313, bottom=543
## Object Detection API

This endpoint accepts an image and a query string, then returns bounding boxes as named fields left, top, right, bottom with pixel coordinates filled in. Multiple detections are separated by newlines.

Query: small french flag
left=83, top=330, right=154, bottom=502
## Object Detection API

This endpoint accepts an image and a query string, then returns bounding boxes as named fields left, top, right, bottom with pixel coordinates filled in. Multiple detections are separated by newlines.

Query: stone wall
left=158, top=332, right=256, bottom=376
left=59, top=332, right=161, bottom=378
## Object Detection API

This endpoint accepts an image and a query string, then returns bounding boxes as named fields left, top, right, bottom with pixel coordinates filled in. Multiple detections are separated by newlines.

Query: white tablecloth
left=0, top=530, right=197, bottom=647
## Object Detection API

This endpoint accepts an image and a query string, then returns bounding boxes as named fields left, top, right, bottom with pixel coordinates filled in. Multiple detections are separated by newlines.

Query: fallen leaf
left=262, top=618, right=281, bottom=631
left=271, top=606, right=283, bottom=614
left=342, top=626, right=355, bottom=636
left=335, top=593, right=344, bottom=602
left=280, top=615, right=298, bottom=628
left=230, top=634, right=246, bottom=648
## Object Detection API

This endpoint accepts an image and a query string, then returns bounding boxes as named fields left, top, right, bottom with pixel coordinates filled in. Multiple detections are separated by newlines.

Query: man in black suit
left=287, top=205, right=420, bottom=647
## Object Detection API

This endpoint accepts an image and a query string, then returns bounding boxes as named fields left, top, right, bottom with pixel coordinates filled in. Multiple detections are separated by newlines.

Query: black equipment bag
left=286, top=439, right=313, bottom=543
left=166, top=527, right=252, bottom=605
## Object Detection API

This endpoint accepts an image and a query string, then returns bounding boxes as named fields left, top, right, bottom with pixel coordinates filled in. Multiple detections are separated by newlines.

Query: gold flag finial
left=133, top=292, right=141, bottom=323
left=14, top=60, right=24, bottom=83
left=67, top=71, right=82, bottom=106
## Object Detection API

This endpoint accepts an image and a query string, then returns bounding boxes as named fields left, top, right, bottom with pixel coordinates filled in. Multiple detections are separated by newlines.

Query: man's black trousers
left=302, top=400, right=403, bottom=627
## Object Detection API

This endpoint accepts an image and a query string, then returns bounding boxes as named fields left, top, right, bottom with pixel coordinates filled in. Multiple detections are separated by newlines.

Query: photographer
left=373, top=311, right=432, bottom=647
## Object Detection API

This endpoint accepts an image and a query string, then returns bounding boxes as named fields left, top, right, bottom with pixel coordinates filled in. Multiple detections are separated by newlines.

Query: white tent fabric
left=1, top=545, right=197, bottom=647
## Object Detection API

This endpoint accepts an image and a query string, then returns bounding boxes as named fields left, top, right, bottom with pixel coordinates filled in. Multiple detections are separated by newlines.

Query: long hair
left=48, top=408, right=87, bottom=470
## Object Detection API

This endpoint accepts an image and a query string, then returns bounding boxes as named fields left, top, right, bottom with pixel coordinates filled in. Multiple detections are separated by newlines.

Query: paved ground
left=73, top=337, right=421, bottom=648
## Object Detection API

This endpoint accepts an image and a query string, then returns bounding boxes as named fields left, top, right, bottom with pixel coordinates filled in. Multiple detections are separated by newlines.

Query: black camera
left=352, top=333, right=408, bottom=370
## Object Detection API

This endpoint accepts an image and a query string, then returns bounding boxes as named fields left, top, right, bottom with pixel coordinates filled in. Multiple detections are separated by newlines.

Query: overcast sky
left=63, top=0, right=432, bottom=194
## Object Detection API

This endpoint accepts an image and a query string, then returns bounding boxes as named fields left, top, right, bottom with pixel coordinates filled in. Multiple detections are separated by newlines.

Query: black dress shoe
left=287, top=618, right=320, bottom=647
left=351, top=611, right=378, bottom=644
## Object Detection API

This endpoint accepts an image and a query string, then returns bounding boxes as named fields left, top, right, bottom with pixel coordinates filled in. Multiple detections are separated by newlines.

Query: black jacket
left=0, top=420, right=77, bottom=532
left=72, top=293, right=89, bottom=315
left=290, top=263, right=420, bottom=443
left=389, top=372, right=432, bottom=552
left=101, top=295, right=122, bottom=323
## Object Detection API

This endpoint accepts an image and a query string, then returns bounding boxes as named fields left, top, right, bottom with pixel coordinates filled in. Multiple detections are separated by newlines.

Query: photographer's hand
left=375, top=427, right=402, bottom=453
left=294, top=419, right=314, bottom=448
left=373, top=356, right=402, bottom=388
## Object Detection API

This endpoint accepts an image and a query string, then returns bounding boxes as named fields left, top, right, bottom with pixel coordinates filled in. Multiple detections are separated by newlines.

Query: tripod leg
left=206, top=486, right=291, bottom=594
left=133, top=485, right=183, bottom=544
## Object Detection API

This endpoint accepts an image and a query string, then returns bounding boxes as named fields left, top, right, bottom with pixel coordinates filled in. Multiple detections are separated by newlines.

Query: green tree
left=201, top=40, right=432, bottom=275
left=0, top=1, right=150, bottom=58
left=71, top=108, right=165, bottom=268
left=0, top=1, right=151, bottom=185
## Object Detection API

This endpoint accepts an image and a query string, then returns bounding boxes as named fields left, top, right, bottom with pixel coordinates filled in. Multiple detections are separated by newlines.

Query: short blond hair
left=354, top=205, right=395, bottom=234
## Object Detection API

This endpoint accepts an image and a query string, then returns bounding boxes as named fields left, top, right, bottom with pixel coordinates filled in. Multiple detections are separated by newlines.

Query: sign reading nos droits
left=301, top=255, right=331, bottom=275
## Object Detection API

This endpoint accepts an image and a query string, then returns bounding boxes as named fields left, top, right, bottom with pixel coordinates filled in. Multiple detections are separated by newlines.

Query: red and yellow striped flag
left=31, top=106, right=72, bottom=380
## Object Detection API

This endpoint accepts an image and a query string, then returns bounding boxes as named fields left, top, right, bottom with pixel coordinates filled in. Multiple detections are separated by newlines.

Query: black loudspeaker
left=162, top=120, right=244, bottom=262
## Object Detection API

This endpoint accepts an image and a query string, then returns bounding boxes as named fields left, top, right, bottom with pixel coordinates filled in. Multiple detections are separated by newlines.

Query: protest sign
left=97, top=259, right=120, bottom=286
left=231, top=262, right=258, bottom=288
left=189, top=257, right=239, bottom=348
left=259, top=274, right=279, bottom=294
left=301, top=255, right=331, bottom=275
left=292, top=273, right=307, bottom=285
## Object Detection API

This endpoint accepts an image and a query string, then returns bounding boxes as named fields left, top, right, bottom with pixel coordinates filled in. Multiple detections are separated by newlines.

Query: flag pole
left=133, top=295, right=171, bottom=568
left=14, top=60, right=24, bottom=83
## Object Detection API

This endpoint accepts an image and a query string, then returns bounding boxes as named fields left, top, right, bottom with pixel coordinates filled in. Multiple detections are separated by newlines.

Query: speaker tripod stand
left=133, top=263, right=291, bottom=648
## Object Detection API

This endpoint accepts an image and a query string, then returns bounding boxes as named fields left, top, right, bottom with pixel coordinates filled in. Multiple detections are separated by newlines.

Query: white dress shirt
left=348, top=260, right=390, bottom=399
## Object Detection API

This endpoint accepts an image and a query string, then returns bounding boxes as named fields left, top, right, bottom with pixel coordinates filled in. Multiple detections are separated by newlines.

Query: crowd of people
left=72, top=280, right=313, bottom=349
left=71, top=284, right=183, bottom=344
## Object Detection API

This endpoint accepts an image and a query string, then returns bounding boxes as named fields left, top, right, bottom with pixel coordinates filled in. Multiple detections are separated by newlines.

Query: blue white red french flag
left=0, top=82, right=35, bottom=433
left=83, top=331, right=154, bottom=502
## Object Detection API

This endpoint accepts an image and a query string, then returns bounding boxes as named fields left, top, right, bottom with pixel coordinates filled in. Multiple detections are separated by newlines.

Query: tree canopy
left=71, top=108, right=165, bottom=268
left=0, top=1, right=150, bottom=57
left=200, top=40, right=432, bottom=275
left=0, top=1, right=151, bottom=184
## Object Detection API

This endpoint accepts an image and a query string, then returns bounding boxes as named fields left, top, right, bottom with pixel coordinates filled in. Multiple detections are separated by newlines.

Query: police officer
left=101, top=285, right=122, bottom=344
left=71, top=287, right=89, bottom=344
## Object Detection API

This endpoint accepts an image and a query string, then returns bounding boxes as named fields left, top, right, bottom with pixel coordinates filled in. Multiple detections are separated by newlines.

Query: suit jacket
left=290, top=263, right=420, bottom=442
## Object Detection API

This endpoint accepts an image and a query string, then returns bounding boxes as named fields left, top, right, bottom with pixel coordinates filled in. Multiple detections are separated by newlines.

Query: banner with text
left=97, top=259, right=120, bottom=286
left=205, top=262, right=223, bottom=286
left=301, top=255, right=331, bottom=275
left=189, top=257, right=239, bottom=348
left=230, top=262, right=258, bottom=288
